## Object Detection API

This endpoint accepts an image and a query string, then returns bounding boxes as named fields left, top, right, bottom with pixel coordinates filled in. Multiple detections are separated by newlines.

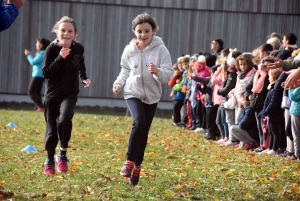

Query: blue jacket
left=0, top=2, right=18, bottom=32
left=27, top=50, right=45, bottom=77
left=289, top=86, right=300, bottom=117
left=238, top=106, right=259, bottom=142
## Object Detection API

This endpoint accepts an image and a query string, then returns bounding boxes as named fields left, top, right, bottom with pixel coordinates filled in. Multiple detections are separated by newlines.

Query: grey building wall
left=0, top=0, right=299, bottom=101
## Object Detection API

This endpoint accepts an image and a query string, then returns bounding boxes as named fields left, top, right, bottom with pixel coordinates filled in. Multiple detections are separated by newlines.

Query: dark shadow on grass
left=0, top=101, right=172, bottom=119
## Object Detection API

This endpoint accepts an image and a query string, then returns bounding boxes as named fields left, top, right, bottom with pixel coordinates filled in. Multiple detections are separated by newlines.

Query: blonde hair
left=52, top=16, right=77, bottom=34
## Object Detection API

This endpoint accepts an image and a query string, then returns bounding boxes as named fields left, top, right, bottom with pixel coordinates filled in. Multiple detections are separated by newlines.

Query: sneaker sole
left=120, top=171, right=131, bottom=177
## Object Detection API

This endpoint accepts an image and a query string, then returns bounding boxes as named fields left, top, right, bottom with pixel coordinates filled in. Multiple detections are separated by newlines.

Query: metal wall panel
left=0, top=0, right=299, bottom=102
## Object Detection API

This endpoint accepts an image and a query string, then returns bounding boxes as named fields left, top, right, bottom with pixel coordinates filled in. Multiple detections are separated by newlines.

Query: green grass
left=0, top=108, right=300, bottom=200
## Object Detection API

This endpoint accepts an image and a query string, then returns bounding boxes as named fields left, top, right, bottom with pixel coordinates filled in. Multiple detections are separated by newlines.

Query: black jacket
left=43, top=40, right=88, bottom=101
left=217, top=68, right=237, bottom=108
left=244, top=74, right=270, bottom=112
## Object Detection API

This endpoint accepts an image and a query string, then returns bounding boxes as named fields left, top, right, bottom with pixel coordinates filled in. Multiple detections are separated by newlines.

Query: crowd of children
left=169, top=33, right=300, bottom=162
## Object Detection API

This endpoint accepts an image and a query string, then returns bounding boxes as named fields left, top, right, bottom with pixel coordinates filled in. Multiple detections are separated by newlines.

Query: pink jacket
left=211, top=67, right=223, bottom=105
left=196, top=67, right=211, bottom=100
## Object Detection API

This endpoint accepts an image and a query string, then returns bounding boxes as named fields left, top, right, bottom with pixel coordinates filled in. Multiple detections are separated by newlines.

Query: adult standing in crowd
left=211, top=39, right=224, bottom=57
left=0, top=0, right=25, bottom=32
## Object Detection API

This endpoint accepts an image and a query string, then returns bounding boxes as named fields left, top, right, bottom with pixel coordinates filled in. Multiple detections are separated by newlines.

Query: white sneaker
left=223, top=140, right=238, bottom=146
left=193, top=128, right=201, bottom=132
left=257, top=148, right=270, bottom=155
left=267, top=150, right=276, bottom=155
left=200, top=128, right=208, bottom=133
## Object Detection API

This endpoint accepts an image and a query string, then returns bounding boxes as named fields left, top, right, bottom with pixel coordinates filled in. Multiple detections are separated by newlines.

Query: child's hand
left=60, top=48, right=71, bottom=59
left=83, top=79, right=91, bottom=88
left=24, top=49, right=31, bottom=56
left=176, top=79, right=180, bottom=84
left=113, top=86, right=120, bottom=95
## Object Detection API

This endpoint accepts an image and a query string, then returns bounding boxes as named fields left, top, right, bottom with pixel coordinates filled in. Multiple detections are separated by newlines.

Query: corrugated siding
left=0, top=0, right=299, bottom=101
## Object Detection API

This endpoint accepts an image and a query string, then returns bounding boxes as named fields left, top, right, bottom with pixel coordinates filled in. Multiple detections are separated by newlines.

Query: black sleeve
left=77, top=45, right=88, bottom=81
left=193, top=76, right=211, bottom=85
left=218, top=73, right=237, bottom=96
left=42, top=44, right=65, bottom=79
left=244, top=75, right=254, bottom=100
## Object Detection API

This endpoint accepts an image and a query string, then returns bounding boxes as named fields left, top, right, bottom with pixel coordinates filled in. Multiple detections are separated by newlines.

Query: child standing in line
left=194, top=55, right=211, bottom=132
left=169, top=58, right=185, bottom=127
left=244, top=56, right=273, bottom=152
left=182, top=56, right=195, bottom=129
left=288, top=84, right=300, bottom=161
left=258, top=69, right=286, bottom=155
left=42, top=16, right=92, bottom=175
left=24, top=37, right=50, bottom=112
left=113, top=13, right=173, bottom=185
left=224, top=55, right=256, bottom=146
left=277, top=33, right=297, bottom=60
left=189, top=57, right=200, bottom=130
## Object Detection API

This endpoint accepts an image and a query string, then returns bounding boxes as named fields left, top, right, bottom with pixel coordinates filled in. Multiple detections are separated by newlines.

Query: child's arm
left=153, top=45, right=173, bottom=83
left=27, top=51, right=44, bottom=66
left=168, top=76, right=178, bottom=87
left=217, top=73, right=237, bottom=97
left=173, top=76, right=184, bottom=91
left=42, top=45, right=66, bottom=79
left=113, top=46, right=131, bottom=90
left=289, top=87, right=300, bottom=102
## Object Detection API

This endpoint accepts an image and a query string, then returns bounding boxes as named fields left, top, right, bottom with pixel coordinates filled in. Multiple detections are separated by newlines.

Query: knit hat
left=262, top=56, right=275, bottom=64
left=214, top=39, right=224, bottom=48
left=194, top=55, right=206, bottom=72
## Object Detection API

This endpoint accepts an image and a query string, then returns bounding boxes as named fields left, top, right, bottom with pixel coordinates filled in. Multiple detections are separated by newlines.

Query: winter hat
left=214, top=39, right=224, bottom=48
left=227, top=57, right=236, bottom=66
left=261, top=56, right=275, bottom=64
left=194, top=55, right=206, bottom=72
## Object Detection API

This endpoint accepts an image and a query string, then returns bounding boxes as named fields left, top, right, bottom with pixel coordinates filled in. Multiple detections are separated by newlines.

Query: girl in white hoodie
left=112, top=13, right=173, bottom=186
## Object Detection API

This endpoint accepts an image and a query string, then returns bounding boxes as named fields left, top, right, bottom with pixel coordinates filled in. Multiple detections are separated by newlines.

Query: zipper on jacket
left=140, top=50, right=146, bottom=102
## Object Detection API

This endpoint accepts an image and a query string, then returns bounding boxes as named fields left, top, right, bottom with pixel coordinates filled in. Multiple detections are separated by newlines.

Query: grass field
left=0, top=108, right=300, bottom=200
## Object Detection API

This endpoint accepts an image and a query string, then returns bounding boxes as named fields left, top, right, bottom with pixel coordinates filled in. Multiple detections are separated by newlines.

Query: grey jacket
left=282, top=59, right=300, bottom=71
left=113, top=36, right=173, bottom=104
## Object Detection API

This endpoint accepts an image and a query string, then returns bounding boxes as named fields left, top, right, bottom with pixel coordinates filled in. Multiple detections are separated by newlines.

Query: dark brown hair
left=132, top=13, right=158, bottom=32
left=235, top=55, right=254, bottom=71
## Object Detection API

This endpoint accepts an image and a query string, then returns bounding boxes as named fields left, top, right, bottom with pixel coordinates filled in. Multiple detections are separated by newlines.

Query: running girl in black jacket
left=42, top=16, right=91, bottom=175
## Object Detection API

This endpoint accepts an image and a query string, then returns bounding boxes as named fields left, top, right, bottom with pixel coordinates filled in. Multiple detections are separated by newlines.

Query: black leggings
left=28, top=77, right=44, bottom=108
left=126, top=98, right=157, bottom=166
left=44, top=97, right=77, bottom=156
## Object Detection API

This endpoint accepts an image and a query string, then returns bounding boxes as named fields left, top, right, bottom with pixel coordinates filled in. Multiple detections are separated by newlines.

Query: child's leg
left=215, top=106, right=224, bottom=138
left=57, top=97, right=77, bottom=154
left=186, top=101, right=192, bottom=128
left=225, top=109, right=236, bottom=141
left=173, top=100, right=184, bottom=124
left=220, top=109, right=229, bottom=138
left=255, top=111, right=264, bottom=146
left=291, top=115, right=300, bottom=158
left=44, top=100, right=61, bottom=163
left=235, top=106, right=244, bottom=125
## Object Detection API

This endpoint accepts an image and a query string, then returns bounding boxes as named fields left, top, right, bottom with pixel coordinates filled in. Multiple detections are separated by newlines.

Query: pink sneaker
left=216, top=139, right=225, bottom=144
left=44, top=164, right=55, bottom=175
left=217, top=137, right=228, bottom=145
left=129, top=166, right=141, bottom=186
left=120, top=160, right=134, bottom=177
left=56, top=155, right=69, bottom=173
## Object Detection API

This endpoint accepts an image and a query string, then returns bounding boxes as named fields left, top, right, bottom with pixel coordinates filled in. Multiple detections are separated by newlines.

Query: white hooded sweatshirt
left=113, top=36, right=173, bottom=104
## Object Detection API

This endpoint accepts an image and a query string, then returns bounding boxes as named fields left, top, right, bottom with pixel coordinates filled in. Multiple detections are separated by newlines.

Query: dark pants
left=196, top=100, right=206, bottom=129
left=206, top=104, right=220, bottom=137
left=28, top=77, right=44, bottom=108
left=126, top=98, right=157, bottom=166
left=268, top=119, right=286, bottom=151
left=173, top=100, right=184, bottom=123
left=255, top=111, right=264, bottom=145
left=44, top=97, right=77, bottom=156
